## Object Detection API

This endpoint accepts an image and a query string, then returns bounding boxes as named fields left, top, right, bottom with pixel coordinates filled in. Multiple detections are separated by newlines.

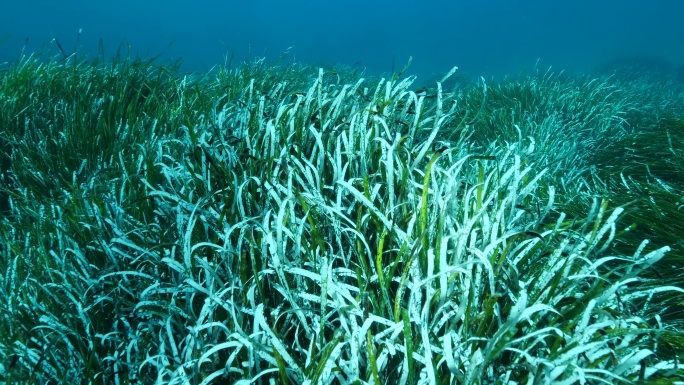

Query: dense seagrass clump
left=0, top=53, right=683, bottom=384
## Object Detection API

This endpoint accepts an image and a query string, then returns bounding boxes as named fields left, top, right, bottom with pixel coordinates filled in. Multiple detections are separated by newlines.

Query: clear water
left=1, top=0, right=683, bottom=81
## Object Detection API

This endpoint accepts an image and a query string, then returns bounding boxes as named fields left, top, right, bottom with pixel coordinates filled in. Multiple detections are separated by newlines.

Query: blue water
left=1, top=0, right=683, bottom=81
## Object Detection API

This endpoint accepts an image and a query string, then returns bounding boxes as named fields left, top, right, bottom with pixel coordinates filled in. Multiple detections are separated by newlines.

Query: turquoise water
left=1, top=0, right=683, bottom=81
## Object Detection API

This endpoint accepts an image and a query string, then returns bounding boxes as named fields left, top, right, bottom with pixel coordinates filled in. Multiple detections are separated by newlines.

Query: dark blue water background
left=1, top=0, right=683, bottom=81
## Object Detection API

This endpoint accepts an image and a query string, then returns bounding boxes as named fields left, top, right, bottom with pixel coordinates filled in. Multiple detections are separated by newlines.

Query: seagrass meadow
left=0, top=51, right=683, bottom=384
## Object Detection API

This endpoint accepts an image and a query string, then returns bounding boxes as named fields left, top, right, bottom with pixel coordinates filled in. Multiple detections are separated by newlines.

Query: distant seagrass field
left=0, top=48, right=683, bottom=384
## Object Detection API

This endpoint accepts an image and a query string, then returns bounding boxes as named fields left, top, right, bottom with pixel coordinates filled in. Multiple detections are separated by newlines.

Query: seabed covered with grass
left=0, top=51, right=683, bottom=384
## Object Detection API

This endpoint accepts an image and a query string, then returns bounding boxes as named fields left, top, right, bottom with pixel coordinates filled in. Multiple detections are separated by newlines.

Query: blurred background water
left=1, top=0, right=683, bottom=82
